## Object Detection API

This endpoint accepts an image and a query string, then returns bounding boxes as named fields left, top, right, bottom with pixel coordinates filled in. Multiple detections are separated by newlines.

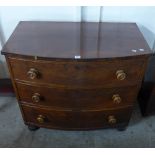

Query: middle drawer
left=16, top=82, right=139, bottom=110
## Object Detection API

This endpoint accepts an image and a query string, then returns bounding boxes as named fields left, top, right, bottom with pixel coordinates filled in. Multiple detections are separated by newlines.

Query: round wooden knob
left=108, top=115, right=117, bottom=124
left=37, top=115, right=45, bottom=123
left=112, top=94, right=122, bottom=104
left=27, top=68, right=39, bottom=79
left=32, top=93, right=41, bottom=103
left=116, top=70, right=126, bottom=80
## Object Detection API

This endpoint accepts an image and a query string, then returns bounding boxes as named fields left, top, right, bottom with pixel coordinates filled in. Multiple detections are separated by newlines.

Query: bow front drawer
left=8, top=56, right=146, bottom=88
left=17, top=81, right=138, bottom=110
left=22, top=104, right=133, bottom=130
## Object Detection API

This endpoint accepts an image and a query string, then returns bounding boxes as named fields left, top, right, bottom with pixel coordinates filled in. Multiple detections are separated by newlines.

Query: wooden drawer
left=22, top=104, right=133, bottom=130
left=8, top=56, right=145, bottom=88
left=17, top=81, right=138, bottom=110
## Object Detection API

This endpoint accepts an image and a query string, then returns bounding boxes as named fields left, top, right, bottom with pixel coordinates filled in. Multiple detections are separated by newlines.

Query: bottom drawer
left=21, top=105, right=133, bottom=130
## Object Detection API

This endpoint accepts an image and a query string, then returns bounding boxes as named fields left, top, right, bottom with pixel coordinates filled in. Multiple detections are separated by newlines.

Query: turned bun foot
left=117, top=126, right=127, bottom=131
left=28, top=125, right=40, bottom=131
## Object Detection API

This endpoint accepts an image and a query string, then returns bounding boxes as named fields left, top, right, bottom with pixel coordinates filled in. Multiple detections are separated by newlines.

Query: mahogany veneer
left=138, top=55, right=155, bottom=116
left=1, top=21, right=152, bottom=131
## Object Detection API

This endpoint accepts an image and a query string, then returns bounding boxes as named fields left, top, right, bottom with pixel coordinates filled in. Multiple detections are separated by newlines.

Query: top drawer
left=8, top=56, right=146, bottom=88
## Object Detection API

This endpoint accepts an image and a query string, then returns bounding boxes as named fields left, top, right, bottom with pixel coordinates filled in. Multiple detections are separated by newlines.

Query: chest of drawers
left=1, top=21, right=152, bottom=131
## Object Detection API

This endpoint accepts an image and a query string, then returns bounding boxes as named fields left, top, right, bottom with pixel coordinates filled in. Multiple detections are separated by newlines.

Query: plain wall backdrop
left=0, top=6, right=155, bottom=78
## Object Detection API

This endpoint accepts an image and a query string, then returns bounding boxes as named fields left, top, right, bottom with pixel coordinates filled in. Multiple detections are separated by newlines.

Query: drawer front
left=22, top=104, right=133, bottom=130
left=9, top=57, right=145, bottom=88
left=17, top=82, right=138, bottom=110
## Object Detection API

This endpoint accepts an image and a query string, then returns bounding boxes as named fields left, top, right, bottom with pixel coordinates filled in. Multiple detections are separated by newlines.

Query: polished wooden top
left=1, top=21, right=152, bottom=59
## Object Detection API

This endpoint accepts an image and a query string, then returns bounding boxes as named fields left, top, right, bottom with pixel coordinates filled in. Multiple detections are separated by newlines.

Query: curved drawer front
left=9, top=57, right=145, bottom=88
left=17, top=82, right=138, bottom=110
left=22, top=104, right=133, bottom=130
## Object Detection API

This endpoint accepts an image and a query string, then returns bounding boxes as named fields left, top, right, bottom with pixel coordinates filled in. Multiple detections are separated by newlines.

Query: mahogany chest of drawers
left=1, top=21, right=152, bottom=131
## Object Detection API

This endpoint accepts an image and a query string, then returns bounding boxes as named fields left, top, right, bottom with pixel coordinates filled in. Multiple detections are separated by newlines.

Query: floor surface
left=0, top=96, right=155, bottom=148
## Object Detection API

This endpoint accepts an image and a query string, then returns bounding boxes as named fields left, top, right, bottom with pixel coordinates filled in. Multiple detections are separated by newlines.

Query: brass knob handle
left=116, top=70, right=126, bottom=80
left=108, top=115, right=117, bottom=124
left=27, top=68, right=39, bottom=79
left=32, top=93, right=41, bottom=103
left=37, top=115, right=45, bottom=123
left=112, top=94, right=122, bottom=104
